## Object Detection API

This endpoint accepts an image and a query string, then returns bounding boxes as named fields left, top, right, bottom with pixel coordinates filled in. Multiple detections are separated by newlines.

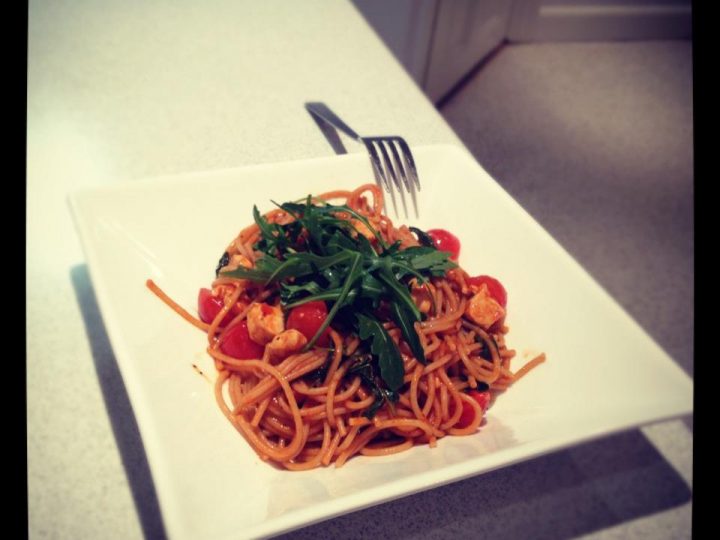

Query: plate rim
left=68, top=143, right=693, bottom=540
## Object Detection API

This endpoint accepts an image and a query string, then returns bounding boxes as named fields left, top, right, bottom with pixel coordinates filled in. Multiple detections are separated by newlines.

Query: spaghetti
left=147, top=184, right=544, bottom=470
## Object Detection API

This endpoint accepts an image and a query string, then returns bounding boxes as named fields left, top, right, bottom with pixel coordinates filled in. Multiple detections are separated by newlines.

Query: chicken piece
left=222, top=253, right=253, bottom=272
left=351, top=219, right=375, bottom=241
left=267, top=329, right=308, bottom=361
left=246, top=303, right=284, bottom=345
left=464, top=284, right=505, bottom=329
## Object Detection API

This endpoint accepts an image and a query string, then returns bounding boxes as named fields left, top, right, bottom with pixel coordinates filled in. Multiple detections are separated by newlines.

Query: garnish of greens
left=220, top=196, right=457, bottom=415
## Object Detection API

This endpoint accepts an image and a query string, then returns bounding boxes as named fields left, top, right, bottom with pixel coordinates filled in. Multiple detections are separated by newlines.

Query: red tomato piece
left=198, top=288, right=234, bottom=325
left=220, top=320, right=264, bottom=359
left=287, top=300, right=332, bottom=347
left=467, top=275, right=507, bottom=308
left=456, top=400, right=476, bottom=429
left=455, top=390, right=491, bottom=429
left=426, top=229, right=461, bottom=261
left=468, top=390, right=491, bottom=411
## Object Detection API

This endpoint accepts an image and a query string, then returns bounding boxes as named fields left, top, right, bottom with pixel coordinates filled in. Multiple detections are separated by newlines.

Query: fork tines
left=362, top=136, right=420, bottom=219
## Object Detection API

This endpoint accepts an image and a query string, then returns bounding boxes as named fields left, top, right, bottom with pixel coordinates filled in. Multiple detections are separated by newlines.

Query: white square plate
left=69, top=144, right=692, bottom=540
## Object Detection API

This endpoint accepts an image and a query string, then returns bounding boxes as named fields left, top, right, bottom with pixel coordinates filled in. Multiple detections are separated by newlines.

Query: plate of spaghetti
left=147, top=183, right=546, bottom=470
left=69, top=144, right=693, bottom=540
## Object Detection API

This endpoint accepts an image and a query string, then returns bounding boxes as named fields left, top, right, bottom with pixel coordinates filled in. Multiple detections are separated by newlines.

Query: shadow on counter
left=71, top=265, right=167, bottom=540
left=279, top=427, right=691, bottom=540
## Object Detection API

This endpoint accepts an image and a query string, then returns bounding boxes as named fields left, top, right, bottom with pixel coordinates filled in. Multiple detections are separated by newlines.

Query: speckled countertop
left=27, top=1, right=692, bottom=539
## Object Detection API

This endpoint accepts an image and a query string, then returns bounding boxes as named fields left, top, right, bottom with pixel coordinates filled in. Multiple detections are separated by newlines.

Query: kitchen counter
left=27, top=1, right=692, bottom=538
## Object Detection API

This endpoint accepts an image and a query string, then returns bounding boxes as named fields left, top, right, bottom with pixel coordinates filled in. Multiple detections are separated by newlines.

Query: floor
left=439, top=41, right=693, bottom=384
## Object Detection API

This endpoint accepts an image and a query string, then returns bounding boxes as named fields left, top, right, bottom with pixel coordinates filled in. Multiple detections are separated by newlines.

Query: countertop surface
left=27, top=1, right=692, bottom=538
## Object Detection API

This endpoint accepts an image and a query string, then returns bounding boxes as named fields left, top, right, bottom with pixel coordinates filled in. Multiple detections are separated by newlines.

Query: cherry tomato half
left=198, top=288, right=234, bottom=326
left=220, top=320, right=265, bottom=359
left=468, top=390, right=491, bottom=411
left=287, top=300, right=332, bottom=347
left=426, top=229, right=461, bottom=261
left=467, top=275, right=507, bottom=308
left=456, top=401, right=476, bottom=429
left=455, top=390, right=491, bottom=428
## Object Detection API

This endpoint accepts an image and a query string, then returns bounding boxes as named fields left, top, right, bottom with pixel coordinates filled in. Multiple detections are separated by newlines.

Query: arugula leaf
left=305, top=362, right=330, bottom=386
left=253, top=205, right=276, bottom=240
left=320, top=267, right=342, bottom=289
left=282, top=200, right=387, bottom=249
left=375, top=266, right=422, bottom=321
left=347, top=352, right=374, bottom=377
left=475, top=332, right=500, bottom=362
left=360, top=273, right=385, bottom=305
left=280, top=280, right=324, bottom=304
left=219, top=194, right=456, bottom=395
left=219, top=262, right=275, bottom=283
left=253, top=205, right=290, bottom=255
left=366, top=386, right=399, bottom=418
left=304, top=251, right=363, bottom=349
left=222, top=250, right=355, bottom=284
left=347, top=352, right=399, bottom=419
left=283, top=287, right=359, bottom=308
left=473, top=381, right=490, bottom=392
left=357, top=313, right=405, bottom=391
left=326, top=229, right=358, bottom=254
left=394, top=246, right=458, bottom=275
left=215, top=252, right=229, bottom=277
left=409, top=226, right=435, bottom=248
left=389, top=302, right=426, bottom=365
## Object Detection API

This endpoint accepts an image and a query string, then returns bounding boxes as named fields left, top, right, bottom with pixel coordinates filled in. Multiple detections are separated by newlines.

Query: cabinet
left=352, top=0, right=691, bottom=103
left=425, top=0, right=515, bottom=101
left=353, top=0, right=514, bottom=102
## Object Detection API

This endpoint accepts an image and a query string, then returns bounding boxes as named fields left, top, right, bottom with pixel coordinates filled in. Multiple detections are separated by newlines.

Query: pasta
left=147, top=183, right=544, bottom=470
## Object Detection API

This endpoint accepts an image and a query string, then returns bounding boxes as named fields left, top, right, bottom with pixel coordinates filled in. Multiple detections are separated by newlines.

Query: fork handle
left=305, top=102, right=362, bottom=142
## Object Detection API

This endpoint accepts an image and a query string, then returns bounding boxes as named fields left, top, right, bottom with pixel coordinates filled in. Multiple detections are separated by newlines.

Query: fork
left=305, top=102, right=421, bottom=218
